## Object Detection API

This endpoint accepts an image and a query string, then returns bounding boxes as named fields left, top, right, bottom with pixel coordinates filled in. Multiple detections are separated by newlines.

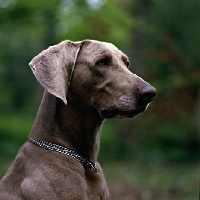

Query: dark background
left=0, top=0, right=199, bottom=199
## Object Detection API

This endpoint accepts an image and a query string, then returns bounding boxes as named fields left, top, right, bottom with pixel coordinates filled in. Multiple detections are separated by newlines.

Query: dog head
left=30, top=40, right=156, bottom=119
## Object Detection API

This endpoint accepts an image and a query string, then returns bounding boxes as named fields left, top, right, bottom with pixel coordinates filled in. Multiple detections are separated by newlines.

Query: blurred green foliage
left=103, top=162, right=198, bottom=200
left=0, top=0, right=199, bottom=169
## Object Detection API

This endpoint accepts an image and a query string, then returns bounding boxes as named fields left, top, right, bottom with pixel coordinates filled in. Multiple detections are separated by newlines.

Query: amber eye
left=96, top=57, right=110, bottom=66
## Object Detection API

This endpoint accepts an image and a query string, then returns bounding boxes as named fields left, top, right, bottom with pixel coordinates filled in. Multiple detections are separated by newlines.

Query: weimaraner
left=0, top=40, right=156, bottom=200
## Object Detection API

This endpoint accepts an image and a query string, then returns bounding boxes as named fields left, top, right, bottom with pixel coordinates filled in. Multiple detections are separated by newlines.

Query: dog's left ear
left=29, top=40, right=83, bottom=105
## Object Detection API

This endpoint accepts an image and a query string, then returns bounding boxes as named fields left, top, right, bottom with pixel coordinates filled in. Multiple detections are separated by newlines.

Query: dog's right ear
left=29, top=40, right=83, bottom=105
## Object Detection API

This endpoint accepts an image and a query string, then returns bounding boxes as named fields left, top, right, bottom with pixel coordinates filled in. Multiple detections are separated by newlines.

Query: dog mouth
left=100, top=106, right=147, bottom=119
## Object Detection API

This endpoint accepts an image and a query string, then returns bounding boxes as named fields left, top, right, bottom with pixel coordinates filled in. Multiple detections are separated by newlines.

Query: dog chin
left=100, top=106, right=147, bottom=119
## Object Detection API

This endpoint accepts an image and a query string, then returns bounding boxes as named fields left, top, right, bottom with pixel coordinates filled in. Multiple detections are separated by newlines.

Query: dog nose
left=137, top=82, right=156, bottom=102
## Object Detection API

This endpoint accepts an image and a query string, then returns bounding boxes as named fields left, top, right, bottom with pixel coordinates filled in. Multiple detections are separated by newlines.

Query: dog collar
left=29, top=137, right=98, bottom=172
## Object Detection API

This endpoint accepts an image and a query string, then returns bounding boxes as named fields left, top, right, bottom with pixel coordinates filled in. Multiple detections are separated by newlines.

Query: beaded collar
left=29, top=137, right=98, bottom=172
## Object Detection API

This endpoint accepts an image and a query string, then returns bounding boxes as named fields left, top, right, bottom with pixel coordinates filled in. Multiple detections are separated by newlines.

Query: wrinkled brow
left=92, top=51, right=112, bottom=61
left=92, top=50, right=111, bottom=57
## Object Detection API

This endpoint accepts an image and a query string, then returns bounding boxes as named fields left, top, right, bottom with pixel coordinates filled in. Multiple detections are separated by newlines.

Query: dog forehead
left=81, top=40, right=125, bottom=61
left=91, top=40, right=122, bottom=53
left=101, top=41, right=119, bottom=52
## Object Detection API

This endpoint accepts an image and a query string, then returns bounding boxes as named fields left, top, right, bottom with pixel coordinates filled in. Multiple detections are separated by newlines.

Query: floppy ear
left=29, top=40, right=82, bottom=105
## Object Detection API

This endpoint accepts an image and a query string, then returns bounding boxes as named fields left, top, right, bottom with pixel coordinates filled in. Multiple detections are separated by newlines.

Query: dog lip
left=100, top=106, right=146, bottom=119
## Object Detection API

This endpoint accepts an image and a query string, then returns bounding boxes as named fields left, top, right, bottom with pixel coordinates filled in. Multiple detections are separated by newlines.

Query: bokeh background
left=0, top=0, right=199, bottom=199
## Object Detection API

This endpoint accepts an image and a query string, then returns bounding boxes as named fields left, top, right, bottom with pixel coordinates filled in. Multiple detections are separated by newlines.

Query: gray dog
left=0, top=40, right=156, bottom=200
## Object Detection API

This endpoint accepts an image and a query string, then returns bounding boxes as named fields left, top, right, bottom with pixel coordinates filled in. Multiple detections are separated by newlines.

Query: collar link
left=29, top=137, right=98, bottom=172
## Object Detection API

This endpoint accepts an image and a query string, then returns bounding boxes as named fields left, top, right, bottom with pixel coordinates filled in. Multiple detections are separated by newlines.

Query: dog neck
left=30, top=91, right=104, bottom=162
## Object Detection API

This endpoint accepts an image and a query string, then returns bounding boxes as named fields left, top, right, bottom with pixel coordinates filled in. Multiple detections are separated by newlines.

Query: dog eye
left=96, top=57, right=110, bottom=66
left=122, top=56, right=130, bottom=68
left=127, top=60, right=130, bottom=68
